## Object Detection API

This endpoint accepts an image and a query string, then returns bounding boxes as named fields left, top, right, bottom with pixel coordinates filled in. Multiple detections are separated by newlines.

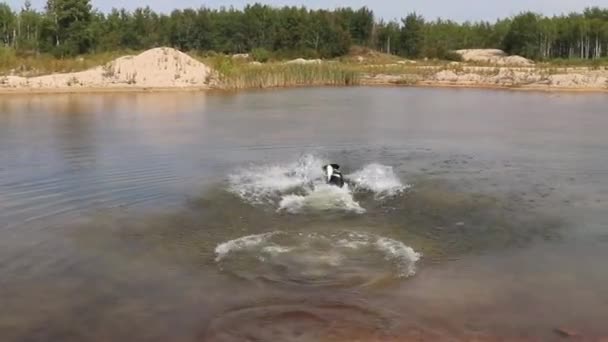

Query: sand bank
left=0, top=47, right=218, bottom=93
left=1, top=48, right=607, bottom=94
left=361, top=66, right=608, bottom=93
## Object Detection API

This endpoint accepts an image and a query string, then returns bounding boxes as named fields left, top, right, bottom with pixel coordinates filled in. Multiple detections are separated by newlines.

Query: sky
left=6, top=0, right=608, bottom=22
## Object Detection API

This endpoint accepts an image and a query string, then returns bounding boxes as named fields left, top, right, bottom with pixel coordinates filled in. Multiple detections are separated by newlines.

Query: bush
left=0, top=47, right=17, bottom=71
left=251, top=48, right=271, bottom=63
left=209, top=55, right=236, bottom=76
left=298, top=48, right=321, bottom=59
left=544, top=57, right=608, bottom=68
left=443, top=51, right=463, bottom=62
left=272, top=48, right=321, bottom=61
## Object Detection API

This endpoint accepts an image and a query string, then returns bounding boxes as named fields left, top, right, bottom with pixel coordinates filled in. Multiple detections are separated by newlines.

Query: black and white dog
left=322, top=164, right=345, bottom=188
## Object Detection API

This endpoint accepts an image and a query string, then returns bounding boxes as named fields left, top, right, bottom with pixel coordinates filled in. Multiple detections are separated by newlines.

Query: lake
left=1, top=87, right=607, bottom=341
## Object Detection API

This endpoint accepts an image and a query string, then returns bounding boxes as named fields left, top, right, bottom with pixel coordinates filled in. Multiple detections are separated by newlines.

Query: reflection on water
left=0, top=93, right=210, bottom=230
left=1, top=88, right=608, bottom=341
left=0, top=91, right=209, bottom=115
left=203, top=301, right=394, bottom=341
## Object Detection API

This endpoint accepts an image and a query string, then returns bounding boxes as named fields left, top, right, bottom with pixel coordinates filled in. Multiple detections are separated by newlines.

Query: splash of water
left=278, top=183, right=366, bottom=214
left=347, top=163, right=410, bottom=199
left=375, top=237, right=420, bottom=277
left=227, top=154, right=325, bottom=204
left=215, top=232, right=279, bottom=262
left=227, top=155, right=409, bottom=212
left=214, top=231, right=421, bottom=286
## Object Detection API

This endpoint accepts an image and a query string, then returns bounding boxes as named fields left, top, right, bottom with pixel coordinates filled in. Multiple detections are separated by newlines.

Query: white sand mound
left=455, top=49, right=534, bottom=66
left=1, top=47, right=218, bottom=90
left=232, top=53, right=250, bottom=60
left=284, top=58, right=322, bottom=65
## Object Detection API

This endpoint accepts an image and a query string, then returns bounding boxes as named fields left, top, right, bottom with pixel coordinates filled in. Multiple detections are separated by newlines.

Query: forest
left=1, top=0, right=608, bottom=61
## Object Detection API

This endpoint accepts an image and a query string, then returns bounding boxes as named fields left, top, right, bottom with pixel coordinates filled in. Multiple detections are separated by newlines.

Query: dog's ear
left=330, top=164, right=340, bottom=169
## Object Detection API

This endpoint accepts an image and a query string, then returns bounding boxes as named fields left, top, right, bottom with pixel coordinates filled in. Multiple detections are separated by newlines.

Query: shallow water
left=1, top=88, right=607, bottom=341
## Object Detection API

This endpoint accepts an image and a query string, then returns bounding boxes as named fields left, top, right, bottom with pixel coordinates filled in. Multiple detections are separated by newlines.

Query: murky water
left=1, top=88, right=607, bottom=341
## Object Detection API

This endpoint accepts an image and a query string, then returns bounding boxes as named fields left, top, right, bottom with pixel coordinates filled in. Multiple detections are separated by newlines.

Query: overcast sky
left=6, top=0, right=608, bottom=22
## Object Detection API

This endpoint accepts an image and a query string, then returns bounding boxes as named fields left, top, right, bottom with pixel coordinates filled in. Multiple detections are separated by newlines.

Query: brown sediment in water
left=0, top=181, right=577, bottom=341
left=200, top=298, right=568, bottom=342
left=1, top=89, right=606, bottom=341
left=201, top=301, right=394, bottom=342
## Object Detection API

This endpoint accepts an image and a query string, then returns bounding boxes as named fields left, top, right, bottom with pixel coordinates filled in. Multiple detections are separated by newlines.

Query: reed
left=205, top=57, right=360, bottom=89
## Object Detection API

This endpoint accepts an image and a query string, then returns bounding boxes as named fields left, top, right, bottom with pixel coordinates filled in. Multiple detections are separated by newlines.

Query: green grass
left=199, top=55, right=360, bottom=89
left=0, top=48, right=139, bottom=77
left=539, top=57, right=608, bottom=69
left=225, top=63, right=360, bottom=89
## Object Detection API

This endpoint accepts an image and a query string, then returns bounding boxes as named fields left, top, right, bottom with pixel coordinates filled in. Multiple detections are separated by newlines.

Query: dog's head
left=322, top=164, right=340, bottom=181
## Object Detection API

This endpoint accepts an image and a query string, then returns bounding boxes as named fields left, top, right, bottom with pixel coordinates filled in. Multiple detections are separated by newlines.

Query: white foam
left=335, top=231, right=374, bottom=249
left=375, top=237, right=421, bottom=277
left=278, top=183, right=366, bottom=214
left=261, top=245, right=293, bottom=255
left=228, top=154, right=325, bottom=204
left=214, top=232, right=279, bottom=262
left=228, top=156, right=409, bottom=212
left=215, top=231, right=421, bottom=279
left=347, top=163, right=410, bottom=199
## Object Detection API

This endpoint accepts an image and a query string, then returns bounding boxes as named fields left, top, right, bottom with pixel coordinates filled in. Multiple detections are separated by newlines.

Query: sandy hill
left=455, top=49, right=534, bottom=66
left=1, top=47, right=218, bottom=90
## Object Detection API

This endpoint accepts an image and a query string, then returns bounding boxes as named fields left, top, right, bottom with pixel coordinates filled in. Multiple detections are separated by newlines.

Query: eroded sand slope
left=1, top=48, right=218, bottom=90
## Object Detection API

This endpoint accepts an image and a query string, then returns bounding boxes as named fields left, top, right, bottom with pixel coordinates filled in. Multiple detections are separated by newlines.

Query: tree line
left=1, top=0, right=608, bottom=61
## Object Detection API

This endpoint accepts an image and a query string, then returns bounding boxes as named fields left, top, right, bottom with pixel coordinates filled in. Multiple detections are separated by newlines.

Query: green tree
left=95, top=9, right=122, bottom=51
left=314, top=10, right=351, bottom=57
left=375, top=20, right=399, bottom=54
left=489, top=18, right=511, bottom=48
left=349, top=7, right=374, bottom=46
left=538, top=17, right=557, bottom=59
left=399, top=13, right=425, bottom=58
left=42, top=0, right=93, bottom=55
left=0, top=3, right=15, bottom=47
left=1, top=2, right=608, bottom=61
left=18, top=0, right=42, bottom=52
left=503, top=12, right=541, bottom=59
left=242, top=4, right=276, bottom=50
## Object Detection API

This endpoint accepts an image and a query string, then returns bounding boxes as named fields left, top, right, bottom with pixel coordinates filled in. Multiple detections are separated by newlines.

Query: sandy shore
left=362, top=79, right=608, bottom=93
left=2, top=77, right=606, bottom=95
left=0, top=47, right=218, bottom=95
left=361, top=65, right=608, bottom=93
left=0, top=86, right=212, bottom=95
left=1, top=48, right=606, bottom=94
left=2, top=79, right=606, bottom=95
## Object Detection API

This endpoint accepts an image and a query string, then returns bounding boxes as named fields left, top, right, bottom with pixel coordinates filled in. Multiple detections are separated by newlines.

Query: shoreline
left=1, top=81, right=607, bottom=95
left=0, top=86, right=212, bottom=95
left=373, top=81, right=608, bottom=93
left=1, top=47, right=606, bottom=96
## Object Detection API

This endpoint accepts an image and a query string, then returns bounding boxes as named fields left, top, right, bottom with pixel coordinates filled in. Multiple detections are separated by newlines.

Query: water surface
left=1, top=88, right=607, bottom=341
